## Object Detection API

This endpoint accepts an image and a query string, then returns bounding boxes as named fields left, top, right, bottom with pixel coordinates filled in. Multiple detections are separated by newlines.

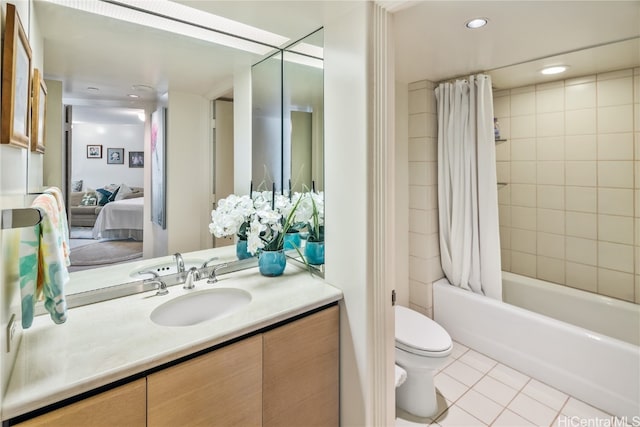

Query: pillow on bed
left=114, top=183, right=133, bottom=201
left=96, top=188, right=112, bottom=206
left=71, top=180, right=83, bottom=192
left=108, top=187, right=120, bottom=202
left=80, top=192, right=97, bottom=206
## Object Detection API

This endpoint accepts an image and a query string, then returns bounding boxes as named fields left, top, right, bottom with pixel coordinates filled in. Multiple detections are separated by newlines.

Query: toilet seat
left=395, top=305, right=452, bottom=357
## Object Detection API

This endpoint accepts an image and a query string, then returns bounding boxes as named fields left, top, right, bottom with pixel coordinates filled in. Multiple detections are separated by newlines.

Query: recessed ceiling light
left=131, top=84, right=154, bottom=92
left=127, top=94, right=140, bottom=99
left=86, top=87, right=99, bottom=93
left=465, top=18, right=488, bottom=29
left=541, top=66, right=568, bottom=75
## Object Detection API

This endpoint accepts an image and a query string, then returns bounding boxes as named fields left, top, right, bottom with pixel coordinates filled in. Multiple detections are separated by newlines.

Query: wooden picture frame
left=31, top=68, right=47, bottom=153
left=107, top=147, right=124, bottom=164
left=1, top=3, right=33, bottom=149
left=129, top=151, right=144, bottom=168
left=87, top=144, right=102, bottom=158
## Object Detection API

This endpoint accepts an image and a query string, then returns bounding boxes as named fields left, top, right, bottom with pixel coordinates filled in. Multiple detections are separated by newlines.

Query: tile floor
left=396, top=341, right=627, bottom=427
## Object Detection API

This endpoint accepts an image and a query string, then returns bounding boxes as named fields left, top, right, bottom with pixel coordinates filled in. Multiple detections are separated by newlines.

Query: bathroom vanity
left=2, top=258, right=342, bottom=426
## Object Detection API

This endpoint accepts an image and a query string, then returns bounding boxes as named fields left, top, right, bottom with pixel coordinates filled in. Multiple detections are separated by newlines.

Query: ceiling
left=393, top=1, right=640, bottom=87
left=37, top=0, right=640, bottom=110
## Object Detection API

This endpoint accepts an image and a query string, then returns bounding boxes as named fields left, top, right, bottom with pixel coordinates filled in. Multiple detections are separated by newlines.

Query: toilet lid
left=395, top=305, right=451, bottom=353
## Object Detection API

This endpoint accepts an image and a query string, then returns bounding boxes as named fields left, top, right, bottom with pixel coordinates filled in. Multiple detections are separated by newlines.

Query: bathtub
left=434, top=273, right=640, bottom=419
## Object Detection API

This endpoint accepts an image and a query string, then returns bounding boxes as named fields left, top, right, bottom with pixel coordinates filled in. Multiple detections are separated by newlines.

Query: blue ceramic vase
left=258, top=250, right=286, bottom=276
left=283, top=231, right=302, bottom=250
left=304, top=241, right=325, bottom=265
left=236, top=238, right=253, bottom=260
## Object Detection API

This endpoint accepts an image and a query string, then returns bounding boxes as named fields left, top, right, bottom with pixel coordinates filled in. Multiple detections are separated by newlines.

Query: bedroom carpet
left=70, top=240, right=143, bottom=266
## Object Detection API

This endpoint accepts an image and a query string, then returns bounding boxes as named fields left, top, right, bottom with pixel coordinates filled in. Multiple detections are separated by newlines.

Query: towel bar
left=1, top=208, right=43, bottom=229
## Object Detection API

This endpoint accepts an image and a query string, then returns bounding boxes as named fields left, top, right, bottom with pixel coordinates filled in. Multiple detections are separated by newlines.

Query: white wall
left=324, top=2, right=372, bottom=425
left=234, top=68, right=252, bottom=195
left=165, top=91, right=210, bottom=254
left=395, top=81, right=410, bottom=306
left=71, top=123, right=144, bottom=190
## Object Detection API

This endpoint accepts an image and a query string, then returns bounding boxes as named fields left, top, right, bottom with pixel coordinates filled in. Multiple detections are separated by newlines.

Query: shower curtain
left=435, top=74, right=502, bottom=300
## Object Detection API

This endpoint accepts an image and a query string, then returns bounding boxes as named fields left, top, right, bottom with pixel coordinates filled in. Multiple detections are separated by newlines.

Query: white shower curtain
left=435, top=74, right=502, bottom=300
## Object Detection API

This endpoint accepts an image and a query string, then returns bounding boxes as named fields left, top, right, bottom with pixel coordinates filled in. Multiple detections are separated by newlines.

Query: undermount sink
left=131, top=259, right=206, bottom=278
left=150, top=288, right=252, bottom=327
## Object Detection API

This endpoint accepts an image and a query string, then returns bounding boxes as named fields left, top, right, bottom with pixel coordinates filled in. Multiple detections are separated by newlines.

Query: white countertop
left=2, top=252, right=342, bottom=420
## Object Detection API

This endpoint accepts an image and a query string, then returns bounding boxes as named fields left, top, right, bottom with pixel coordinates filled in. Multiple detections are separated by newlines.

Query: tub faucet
left=174, top=252, right=185, bottom=274
left=183, top=267, right=200, bottom=290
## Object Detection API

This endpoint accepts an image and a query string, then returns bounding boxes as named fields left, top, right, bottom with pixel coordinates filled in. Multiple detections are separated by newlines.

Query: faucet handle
left=201, top=257, right=219, bottom=269
left=183, top=266, right=200, bottom=290
left=207, top=263, right=228, bottom=284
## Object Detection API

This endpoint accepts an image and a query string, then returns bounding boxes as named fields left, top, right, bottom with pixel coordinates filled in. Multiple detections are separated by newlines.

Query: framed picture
left=129, top=151, right=144, bottom=168
left=87, top=144, right=102, bottom=158
left=107, top=147, right=124, bottom=164
left=31, top=68, right=47, bottom=153
left=1, top=4, right=32, bottom=149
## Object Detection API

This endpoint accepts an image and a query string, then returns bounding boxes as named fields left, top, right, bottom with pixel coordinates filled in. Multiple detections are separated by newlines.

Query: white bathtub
left=434, top=274, right=640, bottom=419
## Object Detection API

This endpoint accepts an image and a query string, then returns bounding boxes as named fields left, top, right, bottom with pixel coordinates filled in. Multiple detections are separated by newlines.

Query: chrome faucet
left=201, top=257, right=219, bottom=269
left=183, top=266, right=200, bottom=290
left=174, top=252, right=185, bottom=274
left=150, top=279, right=169, bottom=296
left=207, top=263, right=228, bottom=284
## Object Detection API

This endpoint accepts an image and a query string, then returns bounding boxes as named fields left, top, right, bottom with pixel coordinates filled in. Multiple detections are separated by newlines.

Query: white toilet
left=395, top=305, right=452, bottom=418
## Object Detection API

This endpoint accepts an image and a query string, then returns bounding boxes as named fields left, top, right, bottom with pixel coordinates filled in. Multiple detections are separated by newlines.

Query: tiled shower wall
left=495, top=68, right=640, bottom=303
left=407, top=80, right=443, bottom=318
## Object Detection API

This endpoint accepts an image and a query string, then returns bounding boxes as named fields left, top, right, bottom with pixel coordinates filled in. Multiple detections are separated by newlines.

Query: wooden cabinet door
left=147, top=335, right=262, bottom=427
left=263, top=305, right=339, bottom=427
left=15, top=379, right=146, bottom=427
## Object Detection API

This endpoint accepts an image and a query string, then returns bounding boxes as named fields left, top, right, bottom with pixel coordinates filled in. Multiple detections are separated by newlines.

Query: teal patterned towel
left=20, top=195, right=69, bottom=328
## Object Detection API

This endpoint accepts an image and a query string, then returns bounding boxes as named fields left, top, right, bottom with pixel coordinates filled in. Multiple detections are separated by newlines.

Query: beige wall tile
left=565, top=186, right=597, bottom=213
left=597, top=133, right=633, bottom=160
left=408, top=80, right=428, bottom=91
left=495, top=139, right=510, bottom=161
left=409, top=232, right=427, bottom=258
left=598, top=215, right=634, bottom=245
left=408, top=162, right=428, bottom=185
left=537, top=185, right=564, bottom=210
left=565, top=211, right=597, bottom=239
left=500, top=226, right=511, bottom=250
left=636, top=189, right=640, bottom=219
left=537, top=232, right=565, bottom=259
left=598, top=241, right=634, bottom=273
left=597, top=161, right=633, bottom=188
left=409, top=185, right=428, bottom=209
left=537, top=112, right=565, bottom=137
left=565, top=161, right=596, bottom=187
left=537, top=136, right=564, bottom=161
left=598, top=188, right=634, bottom=216
left=537, top=208, right=565, bottom=235
left=565, top=135, right=597, bottom=161
left=597, top=76, right=633, bottom=107
left=511, top=115, right=536, bottom=138
left=511, top=228, right=537, bottom=254
left=409, top=255, right=427, bottom=283
left=409, top=280, right=433, bottom=312
left=496, top=161, right=511, bottom=184
left=501, top=249, right=512, bottom=271
left=598, top=69, right=633, bottom=81
left=537, top=256, right=565, bottom=284
left=536, top=87, right=565, bottom=113
left=498, top=185, right=511, bottom=205
left=511, top=252, right=537, bottom=277
left=426, top=256, right=444, bottom=282
left=566, top=236, right=597, bottom=265
left=409, top=209, right=428, bottom=234
left=511, top=184, right=536, bottom=207
left=565, top=262, right=598, bottom=292
left=494, top=96, right=510, bottom=117
left=427, top=209, right=439, bottom=234
left=636, top=275, right=640, bottom=304
left=499, top=204, right=511, bottom=227
left=511, top=92, right=536, bottom=116
left=408, top=88, right=429, bottom=114
left=597, top=268, right=634, bottom=302
left=511, top=206, right=537, bottom=230
left=634, top=74, right=640, bottom=101
left=598, top=105, right=634, bottom=133
left=566, top=109, right=597, bottom=135
left=511, top=161, right=536, bottom=184
left=636, top=218, right=640, bottom=246
left=565, top=82, right=596, bottom=110
left=566, top=75, right=596, bottom=86
left=408, top=113, right=428, bottom=137
left=511, top=138, right=536, bottom=161
left=537, top=162, right=564, bottom=185
left=408, top=138, right=428, bottom=162
left=496, top=117, right=511, bottom=140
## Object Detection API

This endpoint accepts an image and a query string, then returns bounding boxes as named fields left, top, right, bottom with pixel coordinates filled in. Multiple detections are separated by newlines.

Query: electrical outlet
left=6, top=314, right=16, bottom=353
